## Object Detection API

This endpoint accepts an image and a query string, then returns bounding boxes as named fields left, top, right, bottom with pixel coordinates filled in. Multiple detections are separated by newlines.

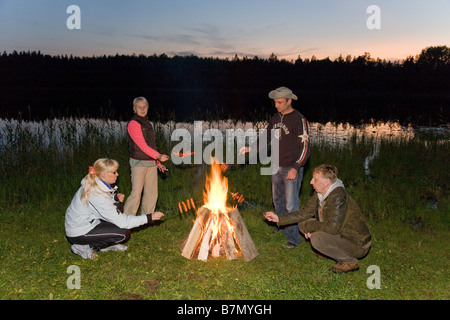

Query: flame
left=203, top=160, right=231, bottom=214
left=201, top=158, right=237, bottom=252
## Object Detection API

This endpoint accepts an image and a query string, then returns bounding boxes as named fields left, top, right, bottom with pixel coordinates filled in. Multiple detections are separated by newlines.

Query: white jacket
left=65, top=177, right=148, bottom=237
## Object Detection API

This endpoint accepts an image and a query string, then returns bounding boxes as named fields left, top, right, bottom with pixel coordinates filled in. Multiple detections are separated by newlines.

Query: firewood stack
left=179, top=207, right=258, bottom=262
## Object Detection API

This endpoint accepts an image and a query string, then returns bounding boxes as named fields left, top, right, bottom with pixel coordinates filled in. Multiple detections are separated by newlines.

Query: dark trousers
left=66, top=220, right=131, bottom=250
left=299, top=218, right=371, bottom=264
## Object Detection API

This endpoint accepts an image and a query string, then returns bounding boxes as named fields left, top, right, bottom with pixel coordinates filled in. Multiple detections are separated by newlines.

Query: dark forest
left=1, top=46, right=449, bottom=125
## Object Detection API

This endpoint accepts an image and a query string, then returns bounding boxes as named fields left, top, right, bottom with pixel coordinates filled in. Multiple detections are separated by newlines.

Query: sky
left=0, top=0, right=449, bottom=62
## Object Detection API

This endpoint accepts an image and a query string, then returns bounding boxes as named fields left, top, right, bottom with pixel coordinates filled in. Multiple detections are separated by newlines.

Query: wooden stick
left=181, top=207, right=211, bottom=259
left=211, top=240, right=220, bottom=257
left=198, top=218, right=213, bottom=261
left=223, top=221, right=237, bottom=260
left=228, top=208, right=258, bottom=261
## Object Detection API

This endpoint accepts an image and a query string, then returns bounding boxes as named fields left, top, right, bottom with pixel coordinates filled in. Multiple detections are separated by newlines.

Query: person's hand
left=157, top=163, right=167, bottom=173
left=116, top=193, right=125, bottom=202
left=151, top=212, right=165, bottom=220
left=304, top=232, right=311, bottom=239
left=264, top=211, right=279, bottom=223
left=286, top=168, right=298, bottom=180
left=239, top=146, right=250, bottom=155
left=158, top=154, right=169, bottom=162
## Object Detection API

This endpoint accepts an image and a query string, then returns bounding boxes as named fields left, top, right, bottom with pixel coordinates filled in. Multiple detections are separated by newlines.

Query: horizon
left=1, top=0, right=449, bottom=63
left=2, top=47, right=435, bottom=63
left=1, top=46, right=439, bottom=63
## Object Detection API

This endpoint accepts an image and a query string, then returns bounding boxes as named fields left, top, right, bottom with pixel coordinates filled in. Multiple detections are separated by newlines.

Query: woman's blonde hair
left=81, top=158, right=119, bottom=204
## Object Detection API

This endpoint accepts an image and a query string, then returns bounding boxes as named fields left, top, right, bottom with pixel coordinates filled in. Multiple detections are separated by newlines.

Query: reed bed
left=0, top=117, right=445, bottom=224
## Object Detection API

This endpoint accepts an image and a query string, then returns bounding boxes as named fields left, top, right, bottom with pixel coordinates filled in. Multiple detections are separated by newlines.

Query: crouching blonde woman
left=65, top=158, right=164, bottom=260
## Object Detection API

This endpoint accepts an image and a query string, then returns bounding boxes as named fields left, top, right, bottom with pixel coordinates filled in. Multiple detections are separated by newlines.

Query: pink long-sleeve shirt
left=127, top=120, right=160, bottom=161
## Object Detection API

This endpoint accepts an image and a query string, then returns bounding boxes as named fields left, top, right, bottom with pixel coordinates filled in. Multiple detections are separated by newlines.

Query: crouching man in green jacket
left=265, top=164, right=371, bottom=273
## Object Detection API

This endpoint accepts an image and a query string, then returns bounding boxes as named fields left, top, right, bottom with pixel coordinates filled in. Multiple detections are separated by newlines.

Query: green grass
left=0, top=201, right=448, bottom=300
left=0, top=119, right=449, bottom=300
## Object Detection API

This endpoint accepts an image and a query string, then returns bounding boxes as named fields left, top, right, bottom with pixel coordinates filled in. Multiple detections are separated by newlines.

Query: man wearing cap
left=241, top=86, right=310, bottom=248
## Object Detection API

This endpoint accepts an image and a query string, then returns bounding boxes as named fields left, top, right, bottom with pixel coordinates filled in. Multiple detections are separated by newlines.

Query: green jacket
left=278, top=187, right=371, bottom=247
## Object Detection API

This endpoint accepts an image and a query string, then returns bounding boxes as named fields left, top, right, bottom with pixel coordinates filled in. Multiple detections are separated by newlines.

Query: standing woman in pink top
left=124, top=97, right=170, bottom=216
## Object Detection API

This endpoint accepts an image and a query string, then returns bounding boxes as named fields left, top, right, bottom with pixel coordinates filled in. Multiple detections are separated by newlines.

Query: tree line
left=0, top=46, right=449, bottom=125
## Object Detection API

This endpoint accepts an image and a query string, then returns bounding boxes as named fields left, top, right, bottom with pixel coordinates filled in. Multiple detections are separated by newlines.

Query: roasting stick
left=229, top=191, right=271, bottom=215
left=173, top=191, right=270, bottom=220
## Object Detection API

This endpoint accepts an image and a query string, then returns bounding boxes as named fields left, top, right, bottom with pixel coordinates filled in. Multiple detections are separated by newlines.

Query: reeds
left=1, top=117, right=448, bottom=225
left=0, top=118, right=128, bottom=204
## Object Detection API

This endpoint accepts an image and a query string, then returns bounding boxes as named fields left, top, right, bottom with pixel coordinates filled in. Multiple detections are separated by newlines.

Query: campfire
left=179, top=160, right=258, bottom=262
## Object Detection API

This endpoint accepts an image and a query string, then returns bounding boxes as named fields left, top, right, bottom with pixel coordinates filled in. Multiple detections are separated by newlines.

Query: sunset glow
left=0, top=1, right=448, bottom=62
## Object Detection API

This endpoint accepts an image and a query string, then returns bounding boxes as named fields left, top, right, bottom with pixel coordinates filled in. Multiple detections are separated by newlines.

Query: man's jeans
left=272, top=166, right=304, bottom=245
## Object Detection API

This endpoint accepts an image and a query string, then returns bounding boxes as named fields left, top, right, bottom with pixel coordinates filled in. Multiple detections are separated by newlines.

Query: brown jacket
left=278, top=187, right=371, bottom=247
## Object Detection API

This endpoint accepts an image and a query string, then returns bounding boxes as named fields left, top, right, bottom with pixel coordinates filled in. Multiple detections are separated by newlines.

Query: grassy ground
left=0, top=120, right=449, bottom=300
left=0, top=199, right=448, bottom=300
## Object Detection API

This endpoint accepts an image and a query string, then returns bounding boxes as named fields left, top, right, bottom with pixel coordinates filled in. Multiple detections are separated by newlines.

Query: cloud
left=182, top=24, right=237, bottom=51
left=116, top=22, right=324, bottom=60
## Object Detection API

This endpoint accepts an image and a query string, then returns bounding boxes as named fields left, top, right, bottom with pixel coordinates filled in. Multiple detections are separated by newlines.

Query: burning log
left=222, top=220, right=238, bottom=260
left=198, top=218, right=214, bottom=261
left=211, top=241, right=220, bottom=257
left=181, top=207, right=211, bottom=259
left=179, top=158, right=258, bottom=262
left=179, top=207, right=257, bottom=262
left=228, top=208, right=258, bottom=262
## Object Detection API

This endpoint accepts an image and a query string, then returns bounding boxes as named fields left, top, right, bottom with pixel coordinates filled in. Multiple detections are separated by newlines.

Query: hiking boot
left=330, top=262, right=359, bottom=273
left=100, top=244, right=128, bottom=252
left=71, top=244, right=97, bottom=260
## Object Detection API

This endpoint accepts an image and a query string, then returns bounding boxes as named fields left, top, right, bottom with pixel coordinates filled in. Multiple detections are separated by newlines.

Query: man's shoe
left=330, top=262, right=359, bottom=273
left=284, top=242, right=297, bottom=249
